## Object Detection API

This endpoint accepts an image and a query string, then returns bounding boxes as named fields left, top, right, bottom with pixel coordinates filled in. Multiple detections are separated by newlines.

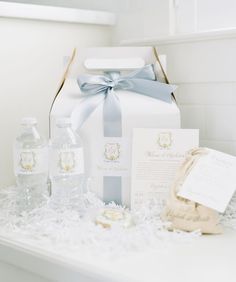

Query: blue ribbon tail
left=128, top=78, right=176, bottom=103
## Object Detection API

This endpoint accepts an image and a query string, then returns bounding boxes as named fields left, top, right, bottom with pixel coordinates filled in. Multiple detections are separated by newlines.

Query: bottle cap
left=56, top=117, right=71, bottom=126
left=21, top=117, right=37, bottom=125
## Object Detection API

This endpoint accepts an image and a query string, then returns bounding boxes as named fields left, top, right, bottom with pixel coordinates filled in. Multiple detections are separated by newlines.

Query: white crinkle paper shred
left=220, top=192, right=236, bottom=229
left=0, top=186, right=234, bottom=260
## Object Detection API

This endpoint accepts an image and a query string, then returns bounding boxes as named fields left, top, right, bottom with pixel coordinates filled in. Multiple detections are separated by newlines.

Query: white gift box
left=50, top=47, right=180, bottom=207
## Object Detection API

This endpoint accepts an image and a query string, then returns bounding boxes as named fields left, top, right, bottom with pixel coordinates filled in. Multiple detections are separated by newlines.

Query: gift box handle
left=49, top=48, right=77, bottom=136
left=152, top=46, right=176, bottom=102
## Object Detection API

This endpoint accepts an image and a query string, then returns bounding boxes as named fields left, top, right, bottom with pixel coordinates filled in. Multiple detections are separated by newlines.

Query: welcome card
left=131, top=128, right=199, bottom=209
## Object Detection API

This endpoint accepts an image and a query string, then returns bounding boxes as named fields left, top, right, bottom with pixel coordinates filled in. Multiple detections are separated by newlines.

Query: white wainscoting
left=161, top=36, right=236, bottom=155
left=0, top=260, right=51, bottom=282
left=122, top=30, right=236, bottom=156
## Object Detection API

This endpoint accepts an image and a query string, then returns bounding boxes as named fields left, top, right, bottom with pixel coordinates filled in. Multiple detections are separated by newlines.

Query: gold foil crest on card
left=157, top=132, right=172, bottom=149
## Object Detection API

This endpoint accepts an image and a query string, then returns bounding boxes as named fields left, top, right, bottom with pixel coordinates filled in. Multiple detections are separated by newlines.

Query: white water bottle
left=50, top=118, right=85, bottom=203
left=14, top=117, right=48, bottom=210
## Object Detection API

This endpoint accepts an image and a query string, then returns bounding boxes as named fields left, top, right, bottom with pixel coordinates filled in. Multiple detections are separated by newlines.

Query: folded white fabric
left=162, top=148, right=222, bottom=234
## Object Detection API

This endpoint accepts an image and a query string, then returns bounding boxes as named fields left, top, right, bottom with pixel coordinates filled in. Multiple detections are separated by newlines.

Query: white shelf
left=0, top=228, right=236, bottom=282
left=120, top=28, right=236, bottom=46
left=0, top=1, right=116, bottom=26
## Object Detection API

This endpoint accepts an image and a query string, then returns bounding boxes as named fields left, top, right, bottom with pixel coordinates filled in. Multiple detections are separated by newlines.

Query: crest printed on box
left=104, top=143, right=120, bottom=161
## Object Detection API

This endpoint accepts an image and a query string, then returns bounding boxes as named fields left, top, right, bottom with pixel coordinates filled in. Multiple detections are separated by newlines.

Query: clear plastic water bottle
left=50, top=118, right=85, bottom=206
left=13, top=117, right=48, bottom=211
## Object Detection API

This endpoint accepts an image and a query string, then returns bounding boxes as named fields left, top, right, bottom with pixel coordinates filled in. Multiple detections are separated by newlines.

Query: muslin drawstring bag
left=162, top=148, right=223, bottom=234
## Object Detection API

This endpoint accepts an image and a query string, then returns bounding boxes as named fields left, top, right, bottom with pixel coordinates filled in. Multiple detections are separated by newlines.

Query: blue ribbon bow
left=74, top=64, right=176, bottom=137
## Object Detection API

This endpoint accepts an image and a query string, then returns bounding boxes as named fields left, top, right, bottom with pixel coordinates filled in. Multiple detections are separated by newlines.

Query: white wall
left=0, top=17, right=112, bottom=188
left=157, top=35, right=236, bottom=156
left=115, top=0, right=236, bottom=41
left=113, top=0, right=170, bottom=44
left=197, top=0, right=236, bottom=31
left=172, top=0, right=236, bottom=34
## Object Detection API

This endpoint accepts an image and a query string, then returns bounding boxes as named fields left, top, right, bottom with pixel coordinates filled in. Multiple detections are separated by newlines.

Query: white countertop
left=0, top=228, right=235, bottom=282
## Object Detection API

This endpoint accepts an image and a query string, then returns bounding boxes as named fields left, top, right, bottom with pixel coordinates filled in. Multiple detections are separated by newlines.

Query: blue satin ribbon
left=76, top=64, right=176, bottom=137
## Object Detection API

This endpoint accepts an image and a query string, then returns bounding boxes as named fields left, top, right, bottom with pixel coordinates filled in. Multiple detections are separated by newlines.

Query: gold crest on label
left=157, top=132, right=172, bottom=149
left=104, top=143, right=120, bottom=161
left=20, top=151, right=36, bottom=171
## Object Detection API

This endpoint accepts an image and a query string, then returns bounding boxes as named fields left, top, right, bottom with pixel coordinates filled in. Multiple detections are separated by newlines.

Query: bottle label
left=14, top=148, right=48, bottom=175
left=50, top=148, right=84, bottom=176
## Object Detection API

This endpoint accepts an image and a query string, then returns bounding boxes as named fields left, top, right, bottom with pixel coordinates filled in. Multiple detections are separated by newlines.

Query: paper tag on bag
left=178, top=149, right=236, bottom=213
